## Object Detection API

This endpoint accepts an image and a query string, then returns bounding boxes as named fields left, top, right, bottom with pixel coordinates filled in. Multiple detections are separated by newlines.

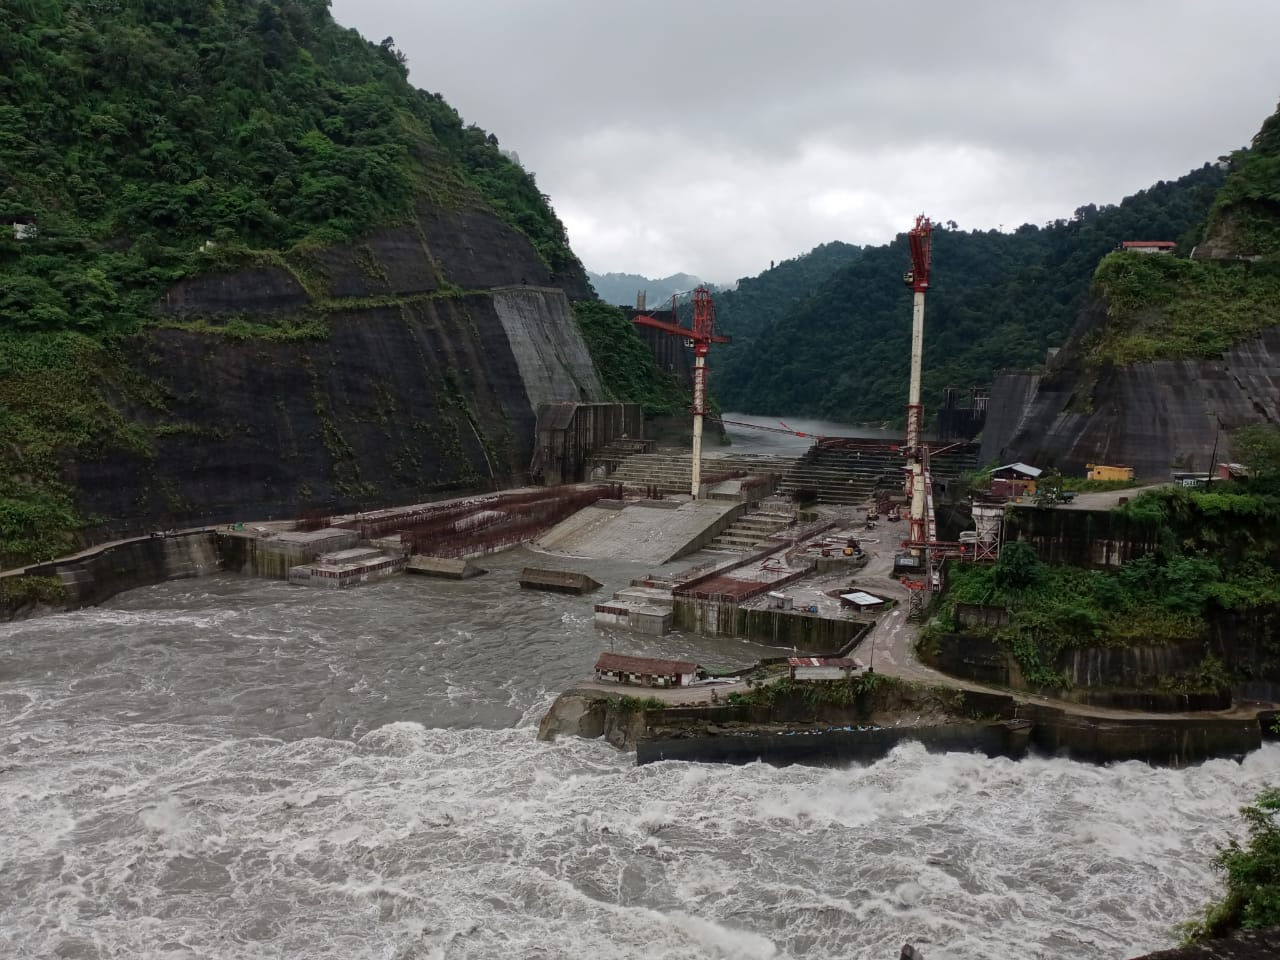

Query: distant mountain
left=715, top=165, right=1226, bottom=425
left=587, top=270, right=707, bottom=307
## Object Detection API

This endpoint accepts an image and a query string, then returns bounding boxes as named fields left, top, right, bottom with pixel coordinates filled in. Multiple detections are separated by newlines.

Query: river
left=2, top=545, right=1277, bottom=959
left=717, top=412, right=921, bottom=457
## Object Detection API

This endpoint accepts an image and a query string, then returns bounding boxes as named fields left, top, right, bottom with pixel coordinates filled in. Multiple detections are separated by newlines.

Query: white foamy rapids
left=3, top=706, right=1278, bottom=960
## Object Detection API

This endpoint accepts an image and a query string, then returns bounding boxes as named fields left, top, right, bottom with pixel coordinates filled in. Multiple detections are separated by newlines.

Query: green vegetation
left=726, top=672, right=896, bottom=708
left=1231, top=423, right=1280, bottom=481
left=1183, top=789, right=1280, bottom=942
left=714, top=166, right=1224, bottom=423
left=0, top=0, right=581, bottom=338
left=696, top=242, right=860, bottom=375
left=1202, top=100, right=1280, bottom=257
left=0, top=574, right=69, bottom=611
left=0, top=0, right=591, bottom=566
left=612, top=695, right=668, bottom=714
left=1087, top=252, right=1280, bottom=365
left=571, top=300, right=690, bottom=416
left=938, top=482, right=1280, bottom=687
left=1059, top=476, right=1137, bottom=493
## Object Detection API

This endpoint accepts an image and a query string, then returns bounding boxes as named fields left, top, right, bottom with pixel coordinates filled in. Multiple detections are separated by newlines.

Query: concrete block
left=519, top=567, right=601, bottom=594
left=406, top=556, right=487, bottom=579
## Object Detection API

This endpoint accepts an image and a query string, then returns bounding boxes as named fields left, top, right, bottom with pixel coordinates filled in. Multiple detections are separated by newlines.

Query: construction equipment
left=631, top=286, right=730, bottom=498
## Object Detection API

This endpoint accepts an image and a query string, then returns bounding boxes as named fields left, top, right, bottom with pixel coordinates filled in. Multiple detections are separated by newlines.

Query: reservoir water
left=716, top=412, right=921, bottom=457
left=2, top=543, right=1277, bottom=958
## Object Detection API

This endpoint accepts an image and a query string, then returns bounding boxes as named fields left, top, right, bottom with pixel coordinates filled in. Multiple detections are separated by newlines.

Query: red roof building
left=594, top=652, right=701, bottom=688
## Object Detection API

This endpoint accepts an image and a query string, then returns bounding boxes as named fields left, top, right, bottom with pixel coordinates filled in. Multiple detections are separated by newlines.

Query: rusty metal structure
left=338, top=485, right=620, bottom=559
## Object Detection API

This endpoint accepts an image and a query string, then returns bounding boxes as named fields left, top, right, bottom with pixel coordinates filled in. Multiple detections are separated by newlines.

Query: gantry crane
left=631, top=286, right=730, bottom=498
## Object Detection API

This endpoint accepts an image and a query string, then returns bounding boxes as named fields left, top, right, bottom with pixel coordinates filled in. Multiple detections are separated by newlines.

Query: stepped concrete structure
left=605, top=444, right=978, bottom=507
left=707, top=510, right=796, bottom=553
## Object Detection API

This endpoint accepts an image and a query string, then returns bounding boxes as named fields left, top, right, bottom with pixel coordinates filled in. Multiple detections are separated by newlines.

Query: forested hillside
left=0, top=0, right=584, bottom=336
left=984, top=101, right=1280, bottom=476
left=703, top=242, right=861, bottom=374
left=714, top=165, right=1225, bottom=424
left=0, top=0, right=684, bottom=567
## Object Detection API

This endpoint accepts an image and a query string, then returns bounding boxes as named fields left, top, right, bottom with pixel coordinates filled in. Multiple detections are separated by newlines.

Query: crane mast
left=630, top=286, right=729, bottom=498
left=904, top=215, right=933, bottom=602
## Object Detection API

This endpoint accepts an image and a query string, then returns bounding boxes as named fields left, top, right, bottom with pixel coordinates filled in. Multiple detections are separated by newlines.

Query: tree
left=992, top=541, right=1046, bottom=591
left=1230, top=424, right=1280, bottom=481
left=1184, top=788, right=1280, bottom=941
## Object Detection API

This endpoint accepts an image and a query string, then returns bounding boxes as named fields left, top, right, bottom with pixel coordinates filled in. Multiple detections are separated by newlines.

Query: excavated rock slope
left=75, top=206, right=601, bottom=538
left=982, top=300, right=1280, bottom=477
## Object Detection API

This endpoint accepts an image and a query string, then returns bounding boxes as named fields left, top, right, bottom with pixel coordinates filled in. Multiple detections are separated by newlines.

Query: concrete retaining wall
left=16, top=531, right=220, bottom=615
left=637, top=722, right=1028, bottom=766
left=637, top=705, right=1265, bottom=768
left=1005, top=505, right=1163, bottom=568
left=1017, top=702, right=1261, bottom=766
left=925, top=631, right=1221, bottom=704
left=672, top=600, right=865, bottom=652
left=492, top=287, right=602, bottom=410
left=218, top=530, right=360, bottom=579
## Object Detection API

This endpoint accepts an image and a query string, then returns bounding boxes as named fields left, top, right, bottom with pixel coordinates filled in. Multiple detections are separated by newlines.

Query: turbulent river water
left=4, top=415, right=1279, bottom=960
left=3, top=543, right=1278, bottom=960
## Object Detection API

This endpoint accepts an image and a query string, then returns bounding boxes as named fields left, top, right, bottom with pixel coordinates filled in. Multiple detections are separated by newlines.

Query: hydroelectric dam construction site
left=6, top=216, right=1277, bottom=772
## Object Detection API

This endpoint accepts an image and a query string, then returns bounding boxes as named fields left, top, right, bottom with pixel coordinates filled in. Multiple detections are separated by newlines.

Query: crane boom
left=630, top=287, right=729, bottom=498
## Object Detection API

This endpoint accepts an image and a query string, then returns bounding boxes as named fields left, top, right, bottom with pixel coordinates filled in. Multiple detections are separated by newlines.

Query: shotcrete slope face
left=491, top=287, right=603, bottom=407
left=2, top=546, right=1277, bottom=958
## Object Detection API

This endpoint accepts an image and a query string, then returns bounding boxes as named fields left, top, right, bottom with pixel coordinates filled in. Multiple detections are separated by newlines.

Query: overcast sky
left=332, top=0, right=1279, bottom=284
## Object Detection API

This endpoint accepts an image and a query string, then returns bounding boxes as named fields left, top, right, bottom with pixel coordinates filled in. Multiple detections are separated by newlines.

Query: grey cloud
left=331, top=0, right=1280, bottom=279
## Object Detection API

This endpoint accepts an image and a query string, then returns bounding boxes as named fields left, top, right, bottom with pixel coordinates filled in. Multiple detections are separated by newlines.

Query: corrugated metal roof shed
left=840, top=591, right=885, bottom=607
left=992, top=462, right=1042, bottom=478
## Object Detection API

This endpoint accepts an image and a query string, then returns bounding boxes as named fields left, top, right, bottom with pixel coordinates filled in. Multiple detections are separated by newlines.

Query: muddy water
left=1, top=545, right=1276, bottom=959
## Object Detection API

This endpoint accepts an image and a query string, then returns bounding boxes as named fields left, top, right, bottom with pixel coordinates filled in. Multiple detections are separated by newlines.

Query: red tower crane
left=631, top=286, right=730, bottom=497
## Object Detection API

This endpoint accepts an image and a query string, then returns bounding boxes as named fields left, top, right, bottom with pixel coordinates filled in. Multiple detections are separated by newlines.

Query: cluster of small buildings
left=987, top=459, right=1247, bottom=497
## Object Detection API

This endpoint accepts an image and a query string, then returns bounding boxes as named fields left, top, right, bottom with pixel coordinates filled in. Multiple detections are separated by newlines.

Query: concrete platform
left=288, top=549, right=405, bottom=588
left=534, top=499, right=739, bottom=564
left=405, top=556, right=487, bottom=579
left=519, top=568, right=602, bottom=594
left=593, top=602, right=673, bottom=635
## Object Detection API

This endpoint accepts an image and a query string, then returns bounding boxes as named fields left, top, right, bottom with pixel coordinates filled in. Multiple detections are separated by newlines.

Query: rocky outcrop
left=537, top=692, right=648, bottom=750
left=1129, top=928, right=1280, bottom=960
left=70, top=206, right=606, bottom=541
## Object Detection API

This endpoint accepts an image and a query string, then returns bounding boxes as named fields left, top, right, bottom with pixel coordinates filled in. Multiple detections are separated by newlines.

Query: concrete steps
left=706, top=511, right=794, bottom=553
left=608, top=445, right=978, bottom=506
